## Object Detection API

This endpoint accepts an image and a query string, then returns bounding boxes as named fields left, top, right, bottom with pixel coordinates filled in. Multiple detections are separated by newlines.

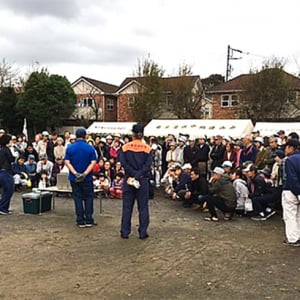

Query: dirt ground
left=1, top=189, right=300, bottom=300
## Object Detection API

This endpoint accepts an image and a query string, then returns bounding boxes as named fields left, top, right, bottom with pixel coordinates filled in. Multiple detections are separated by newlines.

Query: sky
left=1, top=0, right=300, bottom=86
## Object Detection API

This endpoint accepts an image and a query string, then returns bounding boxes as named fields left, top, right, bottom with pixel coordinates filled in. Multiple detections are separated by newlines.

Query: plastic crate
left=22, top=192, right=52, bottom=214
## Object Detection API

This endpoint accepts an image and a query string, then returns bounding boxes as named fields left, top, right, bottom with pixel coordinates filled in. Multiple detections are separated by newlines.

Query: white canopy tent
left=86, top=122, right=136, bottom=135
left=144, top=119, right=254, bottom=139
left=253, top=122, right=300, bottom=137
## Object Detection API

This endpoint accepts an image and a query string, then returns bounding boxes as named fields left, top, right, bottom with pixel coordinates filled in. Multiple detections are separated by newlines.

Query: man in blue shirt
left=64, top=128, right=97, bottom=228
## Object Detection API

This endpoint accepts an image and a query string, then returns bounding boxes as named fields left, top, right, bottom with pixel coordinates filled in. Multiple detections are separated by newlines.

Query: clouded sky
left=1, top=0, right=299, bottom=85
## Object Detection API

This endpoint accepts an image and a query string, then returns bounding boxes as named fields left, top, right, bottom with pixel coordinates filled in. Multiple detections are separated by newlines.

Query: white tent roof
left=144, top=119, right=254, bottom=139
left=253, top=122, right=300, bottom=137
left=87, top=122, right=136, bottom=135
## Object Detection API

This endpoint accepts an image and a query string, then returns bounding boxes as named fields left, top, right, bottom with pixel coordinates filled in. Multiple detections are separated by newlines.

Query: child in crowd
left=109, top=172, right=124, bottom=199
left=94, top=173, right=111, bottom=197
left=38, top=170, right=50, bottom=189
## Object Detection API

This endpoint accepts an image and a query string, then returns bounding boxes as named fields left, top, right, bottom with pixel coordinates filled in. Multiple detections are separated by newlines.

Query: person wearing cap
left=54, top=137, right=66, bottom=161
left=210, top=135, right=226, bottom=171
left=221, top=160, right=233, bottom=174
left=253, top=137, right=269, bottom=169
left=64, top=128, right=97, bottom=228
left=113, top=133, right=123, bottom=146
left=24, top=154, right=38, bottom=187
left=0, top=129, right=6, bottom=138
left=176, top=136, right=186, bottom=165
left=36, top=153, right=54, bottom=183
left=244, top=164, right=277, bottom=221
left=37, top=130, right=49, bottom=159
left=281, top=139, right=300, bottom=246
left=203, top=167, right=237, bottom=222
left=251, top=130, right=260, bottom=140
left=118, top=123, right=152, bottom=239
left=0, top=134, right=15, bottom=214
left=12, top=155, right=31, bottom=191
left=9, top=135, right=20, bottom=159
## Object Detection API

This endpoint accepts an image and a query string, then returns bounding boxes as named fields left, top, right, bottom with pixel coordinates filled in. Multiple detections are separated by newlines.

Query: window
left=221, top=94, right=239, bottom=107
left=107, top=99, right=114, bottom=111
left=79, top=97, right=95, bottom=108
left=128, top=96, right=135, bottom=109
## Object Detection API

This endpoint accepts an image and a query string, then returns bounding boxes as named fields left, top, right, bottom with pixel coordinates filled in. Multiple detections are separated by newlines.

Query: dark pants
left=206, top=195, right=235, bottom=218
left=0, top=171, right=14, bottom=212
left=251, top=193, right=277, bottom=215
left=70, top=180, right=94, bottom=225
left=121, top=178, right=149, bottom=238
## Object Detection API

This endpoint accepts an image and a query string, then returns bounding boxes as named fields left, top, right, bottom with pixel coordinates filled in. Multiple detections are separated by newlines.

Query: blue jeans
left=251, top=193, right=277, bottom=215
left=0, top=171, right=14, bottom=212
left=70, top=180, right=94, bottom=225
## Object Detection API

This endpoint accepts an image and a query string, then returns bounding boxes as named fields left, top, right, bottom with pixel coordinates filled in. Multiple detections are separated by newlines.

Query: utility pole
left=225, top=45, right=243, bottom=81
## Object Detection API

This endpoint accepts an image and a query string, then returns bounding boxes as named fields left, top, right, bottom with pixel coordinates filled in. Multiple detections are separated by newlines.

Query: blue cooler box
left=22, top=192, right=52, bottom=214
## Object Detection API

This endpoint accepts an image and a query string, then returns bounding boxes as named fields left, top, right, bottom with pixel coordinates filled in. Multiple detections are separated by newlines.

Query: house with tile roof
left=206, top=70, right=300, bottom=120
left=116, top=75, right=212, bottom=121
left=71, top=76, right=118, bottom=122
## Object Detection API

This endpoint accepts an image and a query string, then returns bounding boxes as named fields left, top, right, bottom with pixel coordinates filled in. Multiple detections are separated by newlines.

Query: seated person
left=93, top=158, right=105, bottom=175
left=171, top=165, right=191, bottom=204
left=182, top=168, right=209, bottom=210
left=24, top=154, right=38, bottom=187
left=94, top=173, right=111, bottom=197
left=229, top=168, right=251, bottom=215
left=204, top=167, right=237, bottom=222
left=109, top=172, right=124, bottom=199
left=38, top=170, right=50, bottom=189
left=50, top=157, right=65, bottom=186
left=36, top=153, right=54, bottom=184
left=12, top=156, right=31, bottom=191
left=245, top=164, right=277, bottom=221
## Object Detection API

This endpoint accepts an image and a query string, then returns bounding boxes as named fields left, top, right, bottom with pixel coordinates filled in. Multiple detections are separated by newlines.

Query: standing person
left=210, top=135, right=226, bottom=170
left=282, top=139, right=300, bottom=246
left=64, top=128, right=97, bottom=228
left=118, top=123, right=152, bottom=239
left=0, top=134, right=15, bottom=215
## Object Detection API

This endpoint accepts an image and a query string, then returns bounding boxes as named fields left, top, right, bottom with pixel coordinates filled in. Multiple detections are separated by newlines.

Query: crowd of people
left=1, top=126, right=300, bottom=245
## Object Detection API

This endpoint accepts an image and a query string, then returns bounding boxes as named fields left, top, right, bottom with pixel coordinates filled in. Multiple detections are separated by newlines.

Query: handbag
left=244, top=198, right=253, bottom=212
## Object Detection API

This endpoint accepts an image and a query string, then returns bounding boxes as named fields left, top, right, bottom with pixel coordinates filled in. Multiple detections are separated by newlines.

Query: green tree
left=238, top=59, right=298, bottom=122
left=17, top=71, right=76, bottom=133
left=0, top=87, right=23, bottom=132
left=167, top=63, right=204, bottom=118
left=131, top=57, right=164, bottom=124
left=201, top=74, right=225, bottom=91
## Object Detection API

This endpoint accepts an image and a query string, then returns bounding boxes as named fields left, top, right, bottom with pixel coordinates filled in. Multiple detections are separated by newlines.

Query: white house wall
left=72, top=80, right=102, bottom=94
